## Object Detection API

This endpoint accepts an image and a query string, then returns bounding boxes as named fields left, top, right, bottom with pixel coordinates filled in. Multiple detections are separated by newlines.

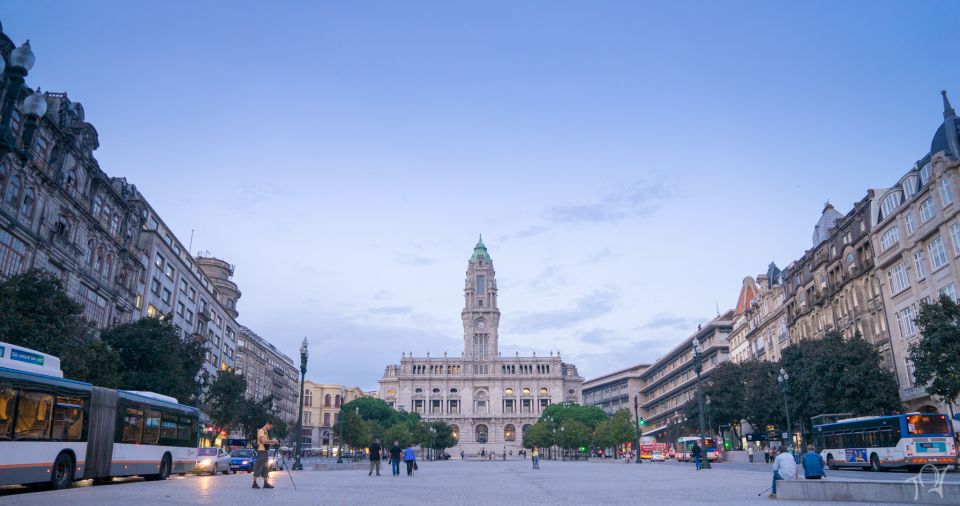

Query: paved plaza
left=0, top=459, right=908, bottom=506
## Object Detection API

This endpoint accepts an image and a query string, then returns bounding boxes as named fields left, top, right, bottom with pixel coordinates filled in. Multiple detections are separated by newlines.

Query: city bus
left=813, top=413, right=957, bottom=471
left=676, top=436, right=720, bottom=462
left=0, top=341, right=199, bottom=489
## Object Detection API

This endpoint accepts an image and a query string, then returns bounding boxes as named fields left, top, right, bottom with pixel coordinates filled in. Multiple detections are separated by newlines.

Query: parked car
left=268, top=449, right=281, bottom=470
left=196, top=447, right=232, bottom=475
left=230, top=449, right=258, bottom=473
left=651, top=450, right=666, bottom=462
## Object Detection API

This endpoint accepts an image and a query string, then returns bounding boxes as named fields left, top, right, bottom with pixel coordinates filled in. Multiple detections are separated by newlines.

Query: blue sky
left=4, top=1, right=960, bottom=390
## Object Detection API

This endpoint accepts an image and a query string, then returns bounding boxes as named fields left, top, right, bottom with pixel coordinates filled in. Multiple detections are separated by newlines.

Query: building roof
left=812, top=202, right=844, bottom=247
left=734, top=276, right=758, bottom=315
left=929, top=90, right=960, bottom=160
left=471, top=234, right=491, bottom=262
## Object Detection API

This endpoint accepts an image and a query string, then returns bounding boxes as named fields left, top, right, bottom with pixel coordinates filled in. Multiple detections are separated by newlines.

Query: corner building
left=378, top=238, right=584, bottom=455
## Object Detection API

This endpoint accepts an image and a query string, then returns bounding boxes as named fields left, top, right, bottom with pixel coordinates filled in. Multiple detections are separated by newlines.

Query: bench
left=776, top=477, right=959, bottom=504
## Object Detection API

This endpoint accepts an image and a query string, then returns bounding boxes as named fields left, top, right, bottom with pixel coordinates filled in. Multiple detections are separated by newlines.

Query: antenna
left=188, top=229, right=195, bottom=255
left=715, top=301, right=720, bottom=317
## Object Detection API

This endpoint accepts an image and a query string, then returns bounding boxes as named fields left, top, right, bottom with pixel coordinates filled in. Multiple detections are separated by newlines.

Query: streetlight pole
left=559, top=425, right=565, bottom=461
left=336, top=388, right=346, bottom=464
left=632, top=391, right=643, bottom=464
left=778, top=367, right=792, bottom=449
left=706, top=395, right=714, bottom=441
left=292, top=338, right=308, bottom=470
left=0, top=41, right=48, bottom=161
left=693, top=340, right=711, bottom=469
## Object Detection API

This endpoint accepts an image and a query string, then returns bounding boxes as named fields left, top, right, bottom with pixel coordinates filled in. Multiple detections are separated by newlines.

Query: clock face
left=474, top=319, right=486, bottom=331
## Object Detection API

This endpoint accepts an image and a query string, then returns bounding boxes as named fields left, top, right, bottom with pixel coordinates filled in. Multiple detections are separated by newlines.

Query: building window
left=185, top=309, right=194, bottom=323
left=448, top=400, right=459, bottom=414
left=188, top=286, right=197, bottom=302
left=18, top=188, right=35, bottom=219
left=77, top=284, right=108, bottom=327
left=414, top=399, right=424, bottom=414
left=476, top=275, right=485, bottom=293
left=914, top=251, right=927, bottom=280
left=887, top=263, right=908, bottom=295
left=929, top=236, right=948, bottom=270
left=940, top=178, right=954, bottom=206
left=920, top=163, right=932, bottom=186
left=475, top=424, right=488, bottom=444
left=881, top=192, right=902, bottom=218
left=920, top=198, right=936, bottom=223
left=155, top=253, right=165, bottom=270
left=905, top=213, right=915, bottom=234
left=940, top=283, right=958, bottom=302
left=304, top=390, right=312, bottom=407
left=903, top=175, right=919, bottom=198
left=504, top=399, right=514, bottom=413
left=896, top=305, right=917, bottom=338
left=177, top=301, right=186, bottom=317
left=0, top=229, right=27, bottom=277
left=504, top=424, right=516, bottom=441
left=880, top=226, right=900, bottom=251
left=161, top=288, right=172, bottom=305
left=151, top=278, right=161, bottom=295
left=164, top=263, right=175, bottom=279
left=951, top=223, right=960, bottom=256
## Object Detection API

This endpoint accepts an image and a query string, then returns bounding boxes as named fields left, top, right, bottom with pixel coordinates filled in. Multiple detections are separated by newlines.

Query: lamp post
left=705, top=395, right=714, bottom=440
left=0, top=40, right=48, bottom=161
left=336, top=388, right=346, bottom=463
left=692, top=340, right=711, bottom=469
left=632, top=391, right=643, bottom=463
left=559, top=425, right=566, bottom=461
left=292, top=338, right=308, bottom=470
left=778, top=367, right=792, bottom=449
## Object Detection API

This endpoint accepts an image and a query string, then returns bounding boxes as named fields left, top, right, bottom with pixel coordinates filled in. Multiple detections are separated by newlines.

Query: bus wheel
left=50, top=453, right=74, bottom=490
left=826, top=454, right=838, bottom=471
left=147, top=454, right=172, bottom=481
left=869, top=453, right=881, bottom=472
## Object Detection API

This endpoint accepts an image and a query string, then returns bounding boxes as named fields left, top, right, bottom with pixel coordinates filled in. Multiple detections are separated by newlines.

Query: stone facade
left=728, top=265, right=788, bottom=364
left=378, top=238, right=584, bottom=455
left=302, top=382, right=369, bottom=452
left=235, top=325, right=299, bottom=423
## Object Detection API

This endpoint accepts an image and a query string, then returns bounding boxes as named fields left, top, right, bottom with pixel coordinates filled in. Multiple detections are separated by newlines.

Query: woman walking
left=403, top=444, right=417, bottom=476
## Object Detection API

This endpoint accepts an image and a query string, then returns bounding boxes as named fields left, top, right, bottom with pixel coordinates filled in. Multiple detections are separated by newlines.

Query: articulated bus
left=0, top=342, right=199, bottom=489
left=813, top=413, right=957, bottom=471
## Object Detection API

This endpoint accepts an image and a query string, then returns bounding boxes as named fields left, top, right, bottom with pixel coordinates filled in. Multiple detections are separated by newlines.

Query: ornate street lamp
left=778, top=367, right=792, bottom=449
left=706, top=395, right=714, bottom=441
left=559, top=425, right=566, bottom=461
left=292, top=338, right=308, bottom=470
left=0, top=40, right=46, bottom=160
left=336, top=388, right=346, bottom=463
left=632, top=390, right=643, bottom=464
left=692, top=340, right=711, bottom=469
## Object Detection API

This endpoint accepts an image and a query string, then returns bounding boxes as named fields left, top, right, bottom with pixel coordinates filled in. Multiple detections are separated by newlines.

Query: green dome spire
left=471, top=234, right=491, bottom=262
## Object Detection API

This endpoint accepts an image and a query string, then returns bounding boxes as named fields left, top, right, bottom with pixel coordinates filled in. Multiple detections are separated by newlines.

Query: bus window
left=0, top=388, right=14, bottom=440
left=52, top=397, right=85, bottom=441
left=161, top=414, right=178, bottom=441
left=15, top=391, right=53, bottom=440
left=906, top=415, right=949, bottom=435
left=177, top=417, right=193, bottom=444
left=121, top=407, right=144, bottom=444
left=142, top=409, right=161, bottom=444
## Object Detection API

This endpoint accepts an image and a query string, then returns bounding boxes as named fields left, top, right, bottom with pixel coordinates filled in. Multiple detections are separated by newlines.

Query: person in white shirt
left=769, top=446, right=798, bottom=498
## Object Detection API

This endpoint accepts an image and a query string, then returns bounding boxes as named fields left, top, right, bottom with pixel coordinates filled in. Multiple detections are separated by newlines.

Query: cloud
left=395, top=254, right=434, bottom=267
left=579, top=328, right=616, bottom=345
left=529, top=265, right=567, bottom=291
left=507, top=289, right=618, bottom=333
left=548, top=182, right=673, bottom=224
left=584, top=247, right=614, bottom=264
left=368, top=305, right=415, bottom=315
left=640, top=312, right=705, bottom=331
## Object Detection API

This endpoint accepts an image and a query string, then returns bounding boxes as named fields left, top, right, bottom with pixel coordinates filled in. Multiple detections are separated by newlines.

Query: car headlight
left=242, top=460, right=249, bottom=465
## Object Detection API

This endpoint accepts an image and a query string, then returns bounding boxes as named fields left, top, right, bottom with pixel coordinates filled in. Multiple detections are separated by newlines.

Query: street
left=0, top=459, right=922, bottom=505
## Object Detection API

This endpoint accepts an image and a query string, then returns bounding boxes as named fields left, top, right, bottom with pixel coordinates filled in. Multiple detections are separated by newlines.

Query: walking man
left=368, top=438, right=382, bottom=476
left=769, top=446, right=797, bottom=498
left=389, top=440, right=402, bottom=476
left=802, top=444, right=826, bottom=479
left=460, top=450, right=465, bottom=460
left=531, top=446, right=540, bottom=469
left=764, top=445, right=771, bottom=464
left=748, top=445, right=754, bottom=463
left=692, top=442, right=702, bottom=471
left=252, top=420, right=279, bottom=489
left=403, top=443, right=417, bottom=476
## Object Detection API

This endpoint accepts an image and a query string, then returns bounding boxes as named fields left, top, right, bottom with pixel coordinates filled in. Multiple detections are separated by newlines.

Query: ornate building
left=302, top=382, right=369, bottom=453
left=378, top=238, right=584, bottom=455
left=235, top=325, right=299, bottom=423
left=728, top=264, right=788, bottom=363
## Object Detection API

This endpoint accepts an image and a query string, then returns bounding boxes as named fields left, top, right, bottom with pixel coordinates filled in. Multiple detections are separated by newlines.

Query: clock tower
left=463, top=236, right=500, bottom=366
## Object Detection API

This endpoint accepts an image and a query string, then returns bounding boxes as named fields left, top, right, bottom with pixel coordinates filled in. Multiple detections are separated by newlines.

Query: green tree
left=556, top=419, right=591, bottom=454
left=100, top=315, right=206, bottom=404
left=383, top=423, right=414, bottom=448
left=422, top=420, right=457, bottom=458
left=237, top=395, right=282, bottom=443
left=522, top=420, right=554, bottom=449
left=0, top=269, right=119, bottom=386
left=206, top=369, right=247, bottom=442
left=912, top=295, right=960, bottom=417
left=539, top=402, right=607, bottom=430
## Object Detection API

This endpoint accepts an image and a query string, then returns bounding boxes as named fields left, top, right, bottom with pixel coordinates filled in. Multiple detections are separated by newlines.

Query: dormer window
left=919, top=163, right=932, bottom=187
left=903, top=175, right=919, bottom=198
left=880, top=192, right=902, bottom=219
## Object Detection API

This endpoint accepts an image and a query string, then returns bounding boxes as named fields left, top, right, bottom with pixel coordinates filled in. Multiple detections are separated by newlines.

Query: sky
left=3, top=1, right=960, bottom=390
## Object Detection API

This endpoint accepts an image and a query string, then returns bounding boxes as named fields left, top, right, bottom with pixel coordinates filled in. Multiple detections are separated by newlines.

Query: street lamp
left=632, top=390, right=643, bottom=464
left=692, top=340, right=711, bottom=469
left=559, top=425, right=566, bottom=461
left=778, top=367, right=792, bottom=449
left=0, top=40, right=46, bottom=161
left=706, top=395, right=714, bottom=441
left=336, top=388, right=346, bottom=463
left=292, top=338, right=308, bottom=470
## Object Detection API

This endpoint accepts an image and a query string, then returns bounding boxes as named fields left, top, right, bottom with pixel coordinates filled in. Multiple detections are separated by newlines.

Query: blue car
left=230, top=449, right=258, bottom=473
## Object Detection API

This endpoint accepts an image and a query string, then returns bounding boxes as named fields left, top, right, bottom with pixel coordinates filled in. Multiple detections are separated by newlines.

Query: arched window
left=539, top=387, right=548, bottom=395
left=504, top=424, right=516, bottom=441
left=919, top=163, right=932, bottom=187
left=335, top=394, right=341, bottom=407
left=324, top=394, right=332, bottom=407
left=103, top=255, right=112, bottom=278
left=92, top=195, right=103, bottom=216
left=304, top=389, right=313, bottom=407
left=19, top=188, right=35, bottom=219
left=450, top=424, right=460, bottom=441
left=475, top=424, right=488, bottom=444
left=65, top=169, right=79, bottom=194
left=323, top=413, right=330, bottom=426
left=94, top=247, right=104, bottom=274
left=902, top=175, right=919, bottom=198
left=880, top=191, right=902, bottom=218
left=4, top=174, right=22, bottom=207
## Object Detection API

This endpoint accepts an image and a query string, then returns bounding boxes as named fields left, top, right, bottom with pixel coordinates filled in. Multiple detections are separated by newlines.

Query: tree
left=780, top=330, right=901, bottom=441
left=539, top=402, right=607, bottom=430
left=912, top=295, right=960, bottom=417
left=522, top=420, right=554, bottom=449
left=237, top=395, right=282, bottom=443
left=0, top=269, right=119, bottom=386
left=207, top=369, right=247, bottom=442
left=422, top=420, right=457, bottom=459
left=100, top=315, right=206, bottom=404
left=383, top=422, right=414, bottom=448
left=593, top=409, right=633, bottom=451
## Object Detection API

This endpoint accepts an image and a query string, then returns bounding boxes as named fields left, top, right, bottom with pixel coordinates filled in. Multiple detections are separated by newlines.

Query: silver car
left=195, top=447, right=233, bottom=475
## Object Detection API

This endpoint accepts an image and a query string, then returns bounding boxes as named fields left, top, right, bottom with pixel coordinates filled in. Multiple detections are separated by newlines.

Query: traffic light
left=639, top=418, right=646, bottom=426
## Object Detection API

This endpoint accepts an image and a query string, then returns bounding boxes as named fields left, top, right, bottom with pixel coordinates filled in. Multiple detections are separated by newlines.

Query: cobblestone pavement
left=0, top=459, right=896, bottom=505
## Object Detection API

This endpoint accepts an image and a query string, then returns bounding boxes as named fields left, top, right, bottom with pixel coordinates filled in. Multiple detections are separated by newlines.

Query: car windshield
left=231, top=449, right=256, bottom=457
left=197, top=448, right=218, bottom=456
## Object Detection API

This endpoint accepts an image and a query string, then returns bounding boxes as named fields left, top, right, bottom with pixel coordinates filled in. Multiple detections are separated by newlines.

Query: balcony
left=900, top=385, right=929, bottom=402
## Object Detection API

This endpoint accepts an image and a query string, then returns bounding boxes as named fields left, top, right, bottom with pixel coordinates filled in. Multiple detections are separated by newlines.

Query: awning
left=641, top=425, right=669, bottom=438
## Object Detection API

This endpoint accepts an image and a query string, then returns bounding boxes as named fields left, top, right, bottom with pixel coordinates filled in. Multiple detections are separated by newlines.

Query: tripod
left=273, top=451, right=297, bottom=490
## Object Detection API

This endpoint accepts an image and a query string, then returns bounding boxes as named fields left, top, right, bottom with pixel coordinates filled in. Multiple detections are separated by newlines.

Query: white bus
left=813, top=413, right=957, bottom=472
left=0, top=342, right=199, bottom=489
left=675, top=436, right=720, bottom=462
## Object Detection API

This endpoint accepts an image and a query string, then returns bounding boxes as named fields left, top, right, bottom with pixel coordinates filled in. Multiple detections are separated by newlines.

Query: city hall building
left=378, top=238, right=584, bottom=455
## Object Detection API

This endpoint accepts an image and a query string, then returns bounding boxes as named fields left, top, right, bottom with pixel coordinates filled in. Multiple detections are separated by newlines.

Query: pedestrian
left=481, top=448, right=485, bottom=458
left=801, top=444, right=826, bottom=480
left=252, top=420, right=279, bottom=489
left=460, top=450, right=465, bottom=460
left=764, top=445, right=771, bottom=464
left=531, top=446, right=540, bottom=469
left=403, top=443, right=417, bottom=476
left=692, top=442, right=702, bottom=471
left=368, top=438, right=383, bottom=476
left=769, top=446, right=798, bottom=498
left=389, top=440, right=402, bottom=476
left=748, top=445, right=755, bottom=463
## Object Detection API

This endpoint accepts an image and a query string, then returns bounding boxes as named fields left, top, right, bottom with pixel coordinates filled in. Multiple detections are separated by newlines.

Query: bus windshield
left=906, top=414, right=950, bottom=436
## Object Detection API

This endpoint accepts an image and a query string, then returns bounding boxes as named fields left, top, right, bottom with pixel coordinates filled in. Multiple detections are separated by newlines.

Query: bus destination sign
left=10, top=348, right=45, bottom=366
